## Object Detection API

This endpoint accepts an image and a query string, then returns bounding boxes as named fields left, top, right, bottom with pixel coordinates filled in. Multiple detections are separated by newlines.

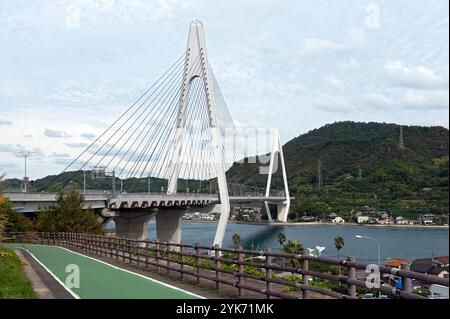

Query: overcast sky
left=0, top=0, right=449, bottom=179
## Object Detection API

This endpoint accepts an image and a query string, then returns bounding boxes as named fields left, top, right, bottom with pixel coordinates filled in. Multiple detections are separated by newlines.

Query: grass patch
left=0, top=245, right=37, bottom=299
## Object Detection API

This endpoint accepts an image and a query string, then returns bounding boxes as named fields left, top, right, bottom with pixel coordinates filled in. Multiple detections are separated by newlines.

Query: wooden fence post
left=237, top=245, right=244, bottom=297
left=401, top=263, right=412, bottom=296
left=109, top=237, right=113, bottom=258
left=302, top=250, right=310, bottom=299
left=121, top=239, right=125, bottom=262
left=127, top=239, right=131, bottom=263
left=215, top=244, right=222, bottom=291
left=156, top=239, right=161, bottom=272
left=117, top=238, right=121, bottom=260
left=167, top=242, right=171, bottom=276
left=195, top=243, right=200, bottom=285
left=145, top=241, right=150, bottom=269
left=265, top=248, right=272, bottom=299
left=180, top=242, right=184, bottom=280
left=347, top=256, right=357, bottom=298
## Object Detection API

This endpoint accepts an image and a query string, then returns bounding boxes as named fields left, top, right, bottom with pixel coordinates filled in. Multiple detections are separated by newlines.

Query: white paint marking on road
left=23, top=246, right=80, bottom=299
left=25, top=244, right=205, bottom=299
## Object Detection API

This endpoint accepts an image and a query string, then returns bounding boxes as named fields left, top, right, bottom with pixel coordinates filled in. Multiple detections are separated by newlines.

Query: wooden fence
left=5, top=232, right=449, bottom=299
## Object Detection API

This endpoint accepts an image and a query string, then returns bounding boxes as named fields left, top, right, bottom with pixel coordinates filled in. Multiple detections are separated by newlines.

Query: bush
left=37, top=189, right=104, bottom=234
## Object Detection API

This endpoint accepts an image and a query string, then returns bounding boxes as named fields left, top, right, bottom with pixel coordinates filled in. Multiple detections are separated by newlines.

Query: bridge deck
left=7, top=244, right=202, bottom=299
left=4, top=192, right=290, bottom=213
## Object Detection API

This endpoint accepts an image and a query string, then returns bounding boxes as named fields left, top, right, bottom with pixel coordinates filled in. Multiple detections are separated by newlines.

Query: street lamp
left=356, top=235, right=381, bottom=266
left=16, top=150, right=33, bottom=192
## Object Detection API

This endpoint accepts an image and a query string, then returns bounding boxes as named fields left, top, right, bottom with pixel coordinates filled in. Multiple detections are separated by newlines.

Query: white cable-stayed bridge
left=4, top=20, right=292, bottom=248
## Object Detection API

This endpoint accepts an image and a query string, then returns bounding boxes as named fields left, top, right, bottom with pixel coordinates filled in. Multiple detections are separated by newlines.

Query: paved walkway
left=6, top=244, right=203, bottom=299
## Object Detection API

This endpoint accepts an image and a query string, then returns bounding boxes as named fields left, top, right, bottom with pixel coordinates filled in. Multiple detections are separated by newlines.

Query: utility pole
left=358, top=167, right=362, bottom=180
left=399, top=126, right=405, bottom=150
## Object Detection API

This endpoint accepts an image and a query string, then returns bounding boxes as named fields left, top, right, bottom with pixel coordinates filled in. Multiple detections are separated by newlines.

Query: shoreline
left=181, top=220, right=449, bottom=230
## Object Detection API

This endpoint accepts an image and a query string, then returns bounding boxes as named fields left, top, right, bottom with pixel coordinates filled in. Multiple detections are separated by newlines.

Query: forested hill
left=1, top=121, right=448, bottom=218
left=226, top=121, right=449, bottom=218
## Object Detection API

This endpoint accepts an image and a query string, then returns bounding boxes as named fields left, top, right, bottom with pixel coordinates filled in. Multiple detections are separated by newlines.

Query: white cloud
left=404, top=90, right=449, bottom=110
left=384, top=61, right=449, bottom=89
left=0, top=0, right=448, bottom=178
left=303, top=27, right=365, bottom=55
left=0, top=162, right=19, bottom=172
left=56, top=0, right=191, bottom=28
left=341, top=58, right=360, bottom=70
left=0, top=119, right=12, bottom=126
left=324, top=76, right=344, bottom=90
left=303, top=38, right=341, bottom=53
left=51, top=152, right=71, bottom=158
left=65, top=142, right=89, bottom=148
left=81, top=133, right=95, bottom=140
left=0, top=144, right=19, bottom=153
left=315, top=95, right=354, bottom=113
left=348, top=27, right=365, bottom=46
left=0, top=144, right=45, bottom=158
left=361, top=91, right=448, bottom=111
left=44, top=128, right=72, bottom=138
left=315, top=90, right=449, bottom=114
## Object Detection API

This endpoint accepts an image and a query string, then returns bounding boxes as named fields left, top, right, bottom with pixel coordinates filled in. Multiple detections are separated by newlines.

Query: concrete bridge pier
left=94, top=208, right=115, bottom=226
left=114, top=210, right=156, bottom=241
left=276, top=202, right=290, bottom=222
left=155, top=208, right=186, bottom=250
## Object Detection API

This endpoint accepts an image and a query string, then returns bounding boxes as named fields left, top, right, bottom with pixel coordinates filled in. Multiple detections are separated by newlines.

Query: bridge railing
left=4, top=232, right=448, bottom=299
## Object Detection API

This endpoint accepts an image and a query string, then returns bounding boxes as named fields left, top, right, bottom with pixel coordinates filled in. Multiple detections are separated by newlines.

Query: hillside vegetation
left=2, top=121, right=448, bottom=219
left=226, top=121, right=449, bottom=219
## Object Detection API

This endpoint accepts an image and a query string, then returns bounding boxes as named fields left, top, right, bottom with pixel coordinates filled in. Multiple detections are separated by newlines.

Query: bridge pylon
left=166, top=20, right=231, bottom=247
left=264, top=130, right=290, bottom=222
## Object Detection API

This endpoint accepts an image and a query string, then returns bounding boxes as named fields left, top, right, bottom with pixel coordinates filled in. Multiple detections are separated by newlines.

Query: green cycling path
left=6, top=243, right=202, bottom=299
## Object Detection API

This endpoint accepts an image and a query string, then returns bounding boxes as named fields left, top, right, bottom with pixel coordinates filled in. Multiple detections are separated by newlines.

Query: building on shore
left=332, top=216, right=345, bottom=224
left=357, top=215, right=370, bottom=224
left=410, top=256, right=449, bottom=291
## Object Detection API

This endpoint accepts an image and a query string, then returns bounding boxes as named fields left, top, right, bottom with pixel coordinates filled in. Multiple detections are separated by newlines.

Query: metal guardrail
left=5, top=232, right=448, bottom=299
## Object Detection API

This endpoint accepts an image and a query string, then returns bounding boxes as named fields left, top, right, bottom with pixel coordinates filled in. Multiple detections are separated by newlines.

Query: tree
left=334, top=236, right=345, bottom=259
left=37, top=188, right=104, bottom=234
left=0, top=196, right=7, bottom=240
left=0, top=174, right=9, bottom=239
left=232, top=233, right=241, bottom=248
left=277, top=232, right=286, bottom=246
left=334, top=236, right=345, bottom=276
left=4, top=208, right=33, bottom=233
left=282, top=240, right=304, bottom=268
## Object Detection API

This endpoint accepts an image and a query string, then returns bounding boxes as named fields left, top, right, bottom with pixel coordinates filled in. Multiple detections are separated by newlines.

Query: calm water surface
left=145, top=221, right=449, bottom=263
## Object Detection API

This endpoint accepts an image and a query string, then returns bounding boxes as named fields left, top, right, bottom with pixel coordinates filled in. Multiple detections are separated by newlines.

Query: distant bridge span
left=4, top=192, right=289, bottom=213
left=4, top=191, right=291, bottom=242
